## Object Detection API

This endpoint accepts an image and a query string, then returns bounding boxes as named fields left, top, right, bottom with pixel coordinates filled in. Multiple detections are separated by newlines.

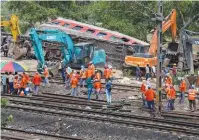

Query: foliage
left=1, top=98, right=13, bottom=128
left=3, top=1, right=199, bottom=41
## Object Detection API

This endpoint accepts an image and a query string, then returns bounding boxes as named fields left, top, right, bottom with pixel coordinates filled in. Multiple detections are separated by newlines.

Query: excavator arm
left=0, top=15, right=21, bottom=42
left=149, top=9, right=176, bottom=55
left=29, top=28, right=74, bottom=70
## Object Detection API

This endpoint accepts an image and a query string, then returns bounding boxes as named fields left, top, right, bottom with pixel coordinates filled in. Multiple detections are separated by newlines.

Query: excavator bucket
left=167, top=42, right=178, bottom=55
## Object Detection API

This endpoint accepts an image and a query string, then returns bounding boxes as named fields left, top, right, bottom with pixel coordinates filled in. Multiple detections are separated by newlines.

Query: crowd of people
left=62, top=61, right=113, bottom=104
left=140, top=66, right=199, bottom=112
left=1, top=66, right=49, bottom=96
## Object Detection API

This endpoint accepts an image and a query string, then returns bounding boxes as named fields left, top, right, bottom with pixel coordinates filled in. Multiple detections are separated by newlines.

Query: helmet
left=81, top=65, right=84, bottom=68
left=192, top=85, right=195, bottom=89
left=89, top=61, right=93, bottom=64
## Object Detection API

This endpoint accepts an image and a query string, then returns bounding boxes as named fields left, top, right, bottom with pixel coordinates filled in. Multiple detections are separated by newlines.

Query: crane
left=124, top=9, right=177, bottom=71
left=0, top=14, right=21, bottom=42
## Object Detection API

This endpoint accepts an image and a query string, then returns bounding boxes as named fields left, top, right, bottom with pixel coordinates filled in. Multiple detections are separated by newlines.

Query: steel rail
left=2, top=127, right=83, bottom=140
left=8, top=99, right=199, bottom=129
left=5, top=105, right=199, bottom=136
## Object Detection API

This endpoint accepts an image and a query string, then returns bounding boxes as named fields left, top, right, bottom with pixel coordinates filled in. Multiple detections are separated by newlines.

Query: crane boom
left=149, top=9, right=176, bottom=55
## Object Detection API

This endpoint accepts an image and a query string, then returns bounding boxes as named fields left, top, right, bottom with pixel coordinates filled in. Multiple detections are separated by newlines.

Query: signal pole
left=156, top=1, right=163, bottom=113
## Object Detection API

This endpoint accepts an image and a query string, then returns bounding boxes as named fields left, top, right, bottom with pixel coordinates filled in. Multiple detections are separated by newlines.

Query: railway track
left=1, top=127, right=83, bottom=140
left=5, top=99, right=199, bottom=136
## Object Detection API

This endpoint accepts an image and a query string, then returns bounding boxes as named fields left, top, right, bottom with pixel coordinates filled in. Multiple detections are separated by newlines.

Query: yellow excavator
left=1, top=14, right=21, bottom=42
left=124, top=9, right=177, bottom=75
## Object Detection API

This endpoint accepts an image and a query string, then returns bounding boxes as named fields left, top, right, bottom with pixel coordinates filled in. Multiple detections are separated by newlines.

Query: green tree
left=1, top=98, right=13, bottom=127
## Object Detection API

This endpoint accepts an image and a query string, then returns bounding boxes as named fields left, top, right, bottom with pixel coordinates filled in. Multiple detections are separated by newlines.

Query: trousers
left=106, top=89, right=111, bottom=104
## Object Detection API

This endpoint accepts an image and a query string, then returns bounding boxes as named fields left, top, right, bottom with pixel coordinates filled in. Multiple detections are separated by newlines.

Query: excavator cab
left=71, top=42, right=106, bottom=68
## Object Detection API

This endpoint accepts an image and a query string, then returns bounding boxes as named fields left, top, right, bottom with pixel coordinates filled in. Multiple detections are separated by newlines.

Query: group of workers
left=1, top=66, right=49, bottom=96
left=140, top=71, right=198, bottom=112
left=62, top=61, right=113, bottom=104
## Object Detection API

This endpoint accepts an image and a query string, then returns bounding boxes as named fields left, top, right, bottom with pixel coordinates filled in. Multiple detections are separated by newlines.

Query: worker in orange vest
left=165, top=74, right=172, bottom=86
left=104, top=65, right=111, bottom=83
left=19, top=74, right=27, bottom=96
left=108, top=65, right=113, bottom=81
left=32, top=72, right=42, bottom=95
left=23, top=72, right=32, bottom=93
left=80, top=66, right=86, bottom=89
left=65, top=67, right=72, bottom=89
left=94, top=71, right=101, bottom=99
left=167, top=85, right=176, bottom=111
left=86, top=66, right=93, bottom=79
left=89, top=61, right=95, bottom=76
left=70, top=74, right=78, bottom=96
left=140, top=80, right=147, bottom=107
left=179, top=79, right=186, bottom=104
left=144, top=86, right=156, bottom=112
left=188, top=85, right=197, bottom=112
left=43, top=65, right=49, bottom=86
left=13, top=76, right=20, bottom=95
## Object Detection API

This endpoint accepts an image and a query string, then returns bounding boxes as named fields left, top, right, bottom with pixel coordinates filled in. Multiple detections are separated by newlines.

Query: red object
left=145, top=89, right=155, bottom=101
left=140, top=84, right=146, bottom=93
left=32, top=74, right=42, bottom=86
left=71, top=77, right=78, bottom=88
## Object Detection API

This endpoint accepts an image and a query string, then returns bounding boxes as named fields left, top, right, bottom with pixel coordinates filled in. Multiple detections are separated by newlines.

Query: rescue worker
left=94, top=71, right=101, bottom=99
left=70, top=74, right=78, bottom=96
left=86, top=66, right=93, bottom=79
left=19, top=74, right=27, bottom=96
left=89, top=61, right=95, bottom=76
left=167, top=85, right=176, bottom=110
left=188, top=85, right=197, bottom=112
left=65, top=67, right=72, bottom=89
left=13, top=76, right=20, bottom=95
left=32, top=72, right=42, bottom=95
left=23, top=72, right=32, bottom=93
left=80, top=65, right=86, bottom=89
left=86, top=75, right=94, bottom=101
left=172, top=64, right=177, bottom=77
left=179, top=79, right=186, bottom=104
left=145, top=86, right=155, bottom=112
left=43, top=65, right=49, bottom=86
left=109, top=65, right=113, bottom=82
left=140, top=80, right=147, bottom=107
left=104, top=65, right=111, bottom=83
left=8, top=72, right=14, bottom=94
left=105, top=78, right=112, bottom=104
left=145, top=64, right=150, bottom=80
left=165, top=74, right=172, bottom=86
left=136, top=64, right=141, bottom=80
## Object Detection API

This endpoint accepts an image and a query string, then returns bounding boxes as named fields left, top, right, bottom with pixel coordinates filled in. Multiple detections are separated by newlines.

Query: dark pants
left=4, top=51, right=8, bottom=57
left=169, top=99, right=175, bottom=110
left=189, top=100, right=196, bottom=111
left=13, top=88, right=19, bottom=95
left=9, top=82, right=14, bottom=93
left=146, top=73, right=150, bottom=80
left=136, top=72, right=141, bottom=80
left=2, top=85, right=6, bottom=95
left=147, top=100, right=154, bottom=112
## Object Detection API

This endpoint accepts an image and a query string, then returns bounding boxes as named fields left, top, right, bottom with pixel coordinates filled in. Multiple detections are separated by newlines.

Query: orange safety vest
left=80, top=69, right=86, bottom=79
left=14, top=79, right=19, bottom=89
left=179, top=81, right=186, bottom=92
left=91, top=64, right=95, bottom=75
left=188, top=89, right=196, bottom=100
left=167, top=88, right=176, bottom=99
left=104, top=68, right=111, bottom=79
left=20, top=77, right=27, bottom=88
left=165, top=77, right=172, bottom=85
left=145, top=89, right=155, bottom=101
left=44, top=68, right=49, bottom=78
left=86, top=69, right=93, bottom=78
left=140, top=84, right=146, bottom=93
left=71, top=77, right=78, bottom=88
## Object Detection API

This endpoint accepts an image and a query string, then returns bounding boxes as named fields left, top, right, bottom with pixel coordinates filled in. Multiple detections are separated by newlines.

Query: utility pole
left=156, top=1, right=163, bottom=113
